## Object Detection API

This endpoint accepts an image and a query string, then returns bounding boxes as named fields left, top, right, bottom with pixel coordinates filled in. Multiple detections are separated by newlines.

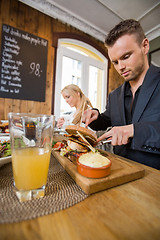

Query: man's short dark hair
left=105, top=19, right=146, bottom=47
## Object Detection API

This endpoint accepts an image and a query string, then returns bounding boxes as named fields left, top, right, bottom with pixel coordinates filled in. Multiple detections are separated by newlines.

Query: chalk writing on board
left=0, top=24, right=48, bottom=101
left=29, top=62, right=42, bottom=77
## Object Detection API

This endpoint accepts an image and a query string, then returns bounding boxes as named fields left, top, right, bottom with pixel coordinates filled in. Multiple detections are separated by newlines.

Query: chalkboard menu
left=0, top=24, right=48, bottom=101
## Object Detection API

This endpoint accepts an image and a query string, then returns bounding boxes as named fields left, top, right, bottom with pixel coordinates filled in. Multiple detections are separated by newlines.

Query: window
left=54, top=39, right=108, bottom=119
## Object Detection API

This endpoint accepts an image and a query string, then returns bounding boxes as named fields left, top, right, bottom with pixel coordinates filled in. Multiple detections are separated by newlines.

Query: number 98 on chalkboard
left=0, top=24, right=48, bottom=101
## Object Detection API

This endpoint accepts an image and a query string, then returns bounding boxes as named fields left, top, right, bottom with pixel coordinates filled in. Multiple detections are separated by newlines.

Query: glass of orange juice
left=8, top=113, right=55, bottom=202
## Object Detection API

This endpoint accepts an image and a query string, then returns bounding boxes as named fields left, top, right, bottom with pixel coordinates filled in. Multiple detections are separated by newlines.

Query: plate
left=0, top=155, right=12, bottom=167
left=54, top=128, right=67, bottom=135
left=0, top=133, right=10, bottom=136
left=0, top=135, right=10, bottom=142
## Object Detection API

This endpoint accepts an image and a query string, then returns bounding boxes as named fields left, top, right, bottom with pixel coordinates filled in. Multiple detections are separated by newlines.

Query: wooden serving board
left=52, top=150, right=145, bottom=195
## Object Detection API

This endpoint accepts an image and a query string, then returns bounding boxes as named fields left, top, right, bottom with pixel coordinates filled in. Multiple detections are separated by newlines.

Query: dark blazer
left=89, top=65, right=160, bottom=169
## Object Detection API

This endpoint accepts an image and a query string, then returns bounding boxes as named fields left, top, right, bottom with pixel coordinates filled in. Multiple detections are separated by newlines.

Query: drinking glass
left=8, top=113, right=55, bottom=202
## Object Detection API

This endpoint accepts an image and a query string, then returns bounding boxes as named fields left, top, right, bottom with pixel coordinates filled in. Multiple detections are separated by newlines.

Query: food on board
left=53, top=125, right=97, bottom=161
left=77, top=151, right=111, bottom=178
left=78, top=151, right=111, bottom=168
left=65, top=125, right=97, bottom=145
left=52, top=125, right=112, bottom=177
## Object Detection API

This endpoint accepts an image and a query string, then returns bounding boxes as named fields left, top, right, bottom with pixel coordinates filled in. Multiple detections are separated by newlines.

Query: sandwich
left=53, top=125, right=97, bottom=162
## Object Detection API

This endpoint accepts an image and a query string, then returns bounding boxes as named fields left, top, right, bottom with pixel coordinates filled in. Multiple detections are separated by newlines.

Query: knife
left=97, top=136, right=112, bottom=146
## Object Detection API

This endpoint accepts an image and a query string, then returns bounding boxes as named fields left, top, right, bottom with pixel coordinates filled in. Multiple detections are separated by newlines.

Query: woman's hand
left=97, top=124, right=134, bottom=146
left=57, top=117, right=65, bottom=129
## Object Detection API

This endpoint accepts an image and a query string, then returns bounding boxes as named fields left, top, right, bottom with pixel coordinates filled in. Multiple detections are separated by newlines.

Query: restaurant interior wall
left=148, top=36, right=160, bottom=67
left=0, top=0, right=123, bottom=120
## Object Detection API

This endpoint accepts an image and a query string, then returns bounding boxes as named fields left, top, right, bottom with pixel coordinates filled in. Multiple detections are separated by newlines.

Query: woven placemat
left=0, top=155, right=88, bottom=224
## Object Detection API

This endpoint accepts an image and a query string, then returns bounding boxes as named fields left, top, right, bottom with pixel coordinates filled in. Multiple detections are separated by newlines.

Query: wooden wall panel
left=0, top=0, right=122, bottom=120
left=109, top=64, right=124, bottom=93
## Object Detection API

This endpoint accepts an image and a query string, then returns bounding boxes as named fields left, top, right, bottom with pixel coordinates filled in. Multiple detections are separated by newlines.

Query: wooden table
left=0, top=155, right=160, bottom=240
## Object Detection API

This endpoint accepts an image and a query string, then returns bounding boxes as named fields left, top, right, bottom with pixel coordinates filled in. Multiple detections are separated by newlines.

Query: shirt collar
left=125, top=81, right=142, bottom=97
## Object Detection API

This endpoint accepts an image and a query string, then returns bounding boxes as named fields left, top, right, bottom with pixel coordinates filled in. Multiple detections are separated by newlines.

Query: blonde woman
left=57, top=84, right=93, bottom=128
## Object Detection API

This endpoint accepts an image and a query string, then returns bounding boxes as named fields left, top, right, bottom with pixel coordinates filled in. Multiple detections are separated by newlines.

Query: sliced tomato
left=53, top=142, right=64, bottom=150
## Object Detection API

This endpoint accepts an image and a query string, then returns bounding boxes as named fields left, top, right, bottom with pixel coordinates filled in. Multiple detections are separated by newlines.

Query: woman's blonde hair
left=61, top=84, right=93, bottom=125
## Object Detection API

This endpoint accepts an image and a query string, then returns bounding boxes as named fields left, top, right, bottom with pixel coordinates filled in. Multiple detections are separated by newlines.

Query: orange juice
left=12, top=147, right=51, bottom=190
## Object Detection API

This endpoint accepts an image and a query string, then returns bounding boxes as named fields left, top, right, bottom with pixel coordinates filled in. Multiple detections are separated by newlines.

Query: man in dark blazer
left=83, top=19, right=160, bottom=169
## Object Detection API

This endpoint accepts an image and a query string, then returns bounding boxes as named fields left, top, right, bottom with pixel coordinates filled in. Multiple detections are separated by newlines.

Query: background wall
left=0, top=0, right=123, bottom=120
left=149, top=36, right=160, bottom=52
